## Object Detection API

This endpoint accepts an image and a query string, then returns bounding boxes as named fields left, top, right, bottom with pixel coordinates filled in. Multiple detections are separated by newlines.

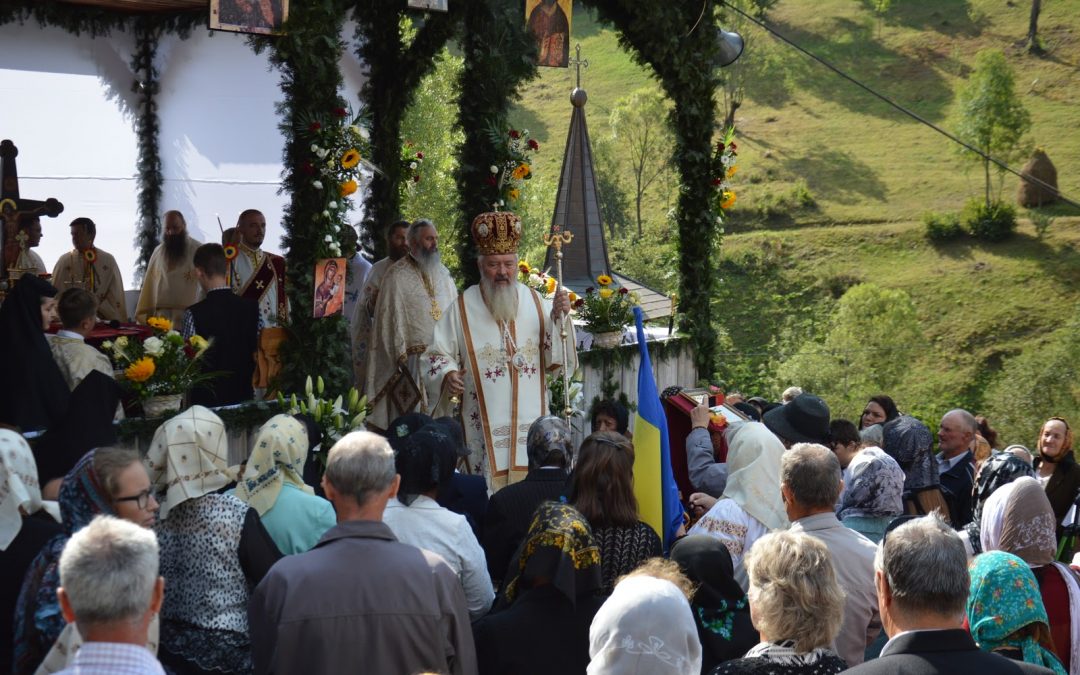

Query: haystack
left=1017, top=148, right=1058, bottom=207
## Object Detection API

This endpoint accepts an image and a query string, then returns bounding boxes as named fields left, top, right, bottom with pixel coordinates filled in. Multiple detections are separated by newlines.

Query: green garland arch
left=131, top=21, right=162, bottom=282
left=580, top=0, right=725, bottom=378
left=454, top=0, right=538, bottom=287
left=353, top=2, right=459, bottom=258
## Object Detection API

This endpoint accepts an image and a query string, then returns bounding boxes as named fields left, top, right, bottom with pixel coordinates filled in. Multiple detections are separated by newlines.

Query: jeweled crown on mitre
left=471, top=211, right=522, bottom=256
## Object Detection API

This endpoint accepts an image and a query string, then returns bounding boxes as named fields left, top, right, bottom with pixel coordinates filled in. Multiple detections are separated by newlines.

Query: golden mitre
left=471, top=211, right=522, bottom=256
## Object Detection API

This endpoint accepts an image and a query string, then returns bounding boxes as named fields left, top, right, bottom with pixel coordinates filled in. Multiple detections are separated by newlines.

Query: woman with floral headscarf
left=980, top=477, right=1080, bottom=674
left=963, top=451, right=1035, bottom=556
left=0, top=430, right=61, bottom=671
left=148, top=405, right=281, bottom=675
left=967, top=551, right=1066, bottom=674
left=234, top=414, right=335, bottom=554
left=476, top=501, right=606, bottom=674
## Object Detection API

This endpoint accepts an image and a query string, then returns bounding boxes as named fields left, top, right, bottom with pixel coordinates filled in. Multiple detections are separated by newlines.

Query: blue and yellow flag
left=631, top=307, right=682, bottom=552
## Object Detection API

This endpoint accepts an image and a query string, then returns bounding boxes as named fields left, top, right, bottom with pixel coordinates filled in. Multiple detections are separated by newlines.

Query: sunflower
left=147, top=316, right=173, bottom=332
left=518, top=261, right=531, bottom=274
left=568, top=291, right=579, bottom=303
left=720, top=191, right=737, bottom=210
left=511, top=163, right=531, bottom=181
left=507, top=188, right=521, bottom=201
left=340, top=179, right=358, bottom=197
left=599, top=288, right=614, bottom=299
left=125, top=357, right=156, bottom=383
left=341, top=148, right=361, bottom=169
left=544, top=276, right=557, bottom=294
left=82, top=249, right=97, bottom=263
left=596, top=274, right=613, bottom=287
left=726, top=165, right=738, bottom=178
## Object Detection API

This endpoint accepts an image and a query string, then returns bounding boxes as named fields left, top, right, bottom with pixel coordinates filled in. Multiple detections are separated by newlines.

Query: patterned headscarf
left=502, top=501, right=602, bottom=606
left=882, top=415, right=938, bottom=491
left=526, top=415, right=574, bottom=469
left=0, top=430, right=49, bottom=550
left=235, top=415, right=311, bottom=516
left=13, top=451, right=115, bottom=674
left=146, top=405, right=233, bottom=520
left=588, top=575, right=703, bottom=675
left=980, top=477, right=1057, bottom=566
left=965, top=451, right=1035, bottom=555
left=722, top=422, right=788, bottom=531
left=967, top=551, right=1067, bottom=675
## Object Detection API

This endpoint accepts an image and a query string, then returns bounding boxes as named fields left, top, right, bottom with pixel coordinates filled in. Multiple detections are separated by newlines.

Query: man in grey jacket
left=249, top=431, right=478, bottom=675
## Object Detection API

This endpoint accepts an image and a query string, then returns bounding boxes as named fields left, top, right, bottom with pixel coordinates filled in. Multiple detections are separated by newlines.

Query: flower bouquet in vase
left=575, top=274, right=638, bottom=349
left=103, top=316, right=216, bottom=417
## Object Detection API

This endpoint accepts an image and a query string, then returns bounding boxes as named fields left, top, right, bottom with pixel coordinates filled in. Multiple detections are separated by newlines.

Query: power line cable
left=721, top=1, right=1080, bottom=212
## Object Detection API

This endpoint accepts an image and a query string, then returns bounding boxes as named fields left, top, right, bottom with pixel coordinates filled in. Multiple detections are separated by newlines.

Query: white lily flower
left=313, top=180, right=324, bottom=190
left=329, top=201, right=337, bottom=209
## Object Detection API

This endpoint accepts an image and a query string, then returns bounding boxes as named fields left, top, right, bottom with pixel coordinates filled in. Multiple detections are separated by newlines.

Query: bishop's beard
left=412, top=247, right=443, bottom=281
left=163, top=233, right=187, bottom=267
left=481, top=276, right=520, bottom=324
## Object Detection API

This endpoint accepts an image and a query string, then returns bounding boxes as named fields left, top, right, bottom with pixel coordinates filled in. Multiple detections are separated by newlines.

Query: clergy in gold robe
left=365, top=220, right=457, bottom=431
left=423, top=211, right=575, bottom=489
left=51, top=217, right=128, bottom=322
left=135, top=210, right=201, bottom=323
left=350, top=219, right=410, bottom=390
left=231, top=208, right=288, bottom=327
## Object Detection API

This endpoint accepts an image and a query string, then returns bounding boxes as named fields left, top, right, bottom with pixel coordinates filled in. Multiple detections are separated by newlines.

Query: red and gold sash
left=238, top=252, right=288, bottom=321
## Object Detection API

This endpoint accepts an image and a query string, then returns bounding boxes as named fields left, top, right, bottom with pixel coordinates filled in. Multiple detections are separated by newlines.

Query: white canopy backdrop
left=0, top=20, right=368, bottom=288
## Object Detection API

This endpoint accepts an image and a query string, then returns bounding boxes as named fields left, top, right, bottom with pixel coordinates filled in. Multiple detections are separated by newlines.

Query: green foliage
left=773, top=283, right=925, bottom=414
left=399, top=49, right=466, bottom=276
left=955, top=49, right=1032, bottom=208
left=609, top=87, right=673, bottom=235
left=352, top=4, right=459, bottom=257
left=923, top=211, right=964, bottom=241
left=592, top=136, right=633, bottom=238
left=0, top=1, right=203, bottom=37
left=983, top=310, right=1080, bottom=446
left=455, top=0, right=539, bottom=287
left=131, top=24, right=162, bottom=284
left=261, top=0, right=354, bottom=394
left=1029, top=208, right=1055, bottom=240
left=962, top=198, right=1017, bottom=241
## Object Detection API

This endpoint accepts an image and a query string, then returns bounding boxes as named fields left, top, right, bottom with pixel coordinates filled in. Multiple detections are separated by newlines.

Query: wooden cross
left=1, top=139, right=64, bottom=281
left=569, top=43, right=589, bottom=90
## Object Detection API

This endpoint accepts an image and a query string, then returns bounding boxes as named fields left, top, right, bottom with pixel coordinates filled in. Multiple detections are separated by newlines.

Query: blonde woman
left=712, top=531, right=847, bottom=674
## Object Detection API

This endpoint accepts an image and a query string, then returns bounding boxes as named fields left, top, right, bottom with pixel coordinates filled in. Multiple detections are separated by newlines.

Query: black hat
left=763, top=393, right=830, bottom=445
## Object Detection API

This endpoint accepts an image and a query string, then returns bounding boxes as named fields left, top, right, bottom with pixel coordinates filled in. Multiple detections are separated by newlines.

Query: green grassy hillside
left=504, top=0, right=1080, bottom=443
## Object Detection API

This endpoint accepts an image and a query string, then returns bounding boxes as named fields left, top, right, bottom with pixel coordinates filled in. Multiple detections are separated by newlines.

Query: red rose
left=416, top=152, right=424, bottom=159
left=728, top=142, right=737, bottom=152
left=573, top=298, right=585, bottom=309
left=585, top=286, right=595, bottom=294
left=527, top=139, right=539, bottom=151
left=509, top=129, right=520, bottom=139
left=485, top=175, right=497, bottom=186
left=619, top=287, right=629, bottom=295
left=413, top=175, right=421, bottom=183
left=334, top=107, right=348, bottom=117
left=717, top=141, right=725, bottom=152
left=301, top=162, right=315, bottom=175
left=711, top=177, right=723, bottom=186
left=309, top=122, right=321, bottom=131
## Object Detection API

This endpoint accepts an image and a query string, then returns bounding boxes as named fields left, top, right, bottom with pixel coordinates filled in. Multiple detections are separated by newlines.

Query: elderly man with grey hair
left=248, top=431, right=477, bottom=675
left=365, top=218, right=458, bottom=431
left=845, top=515, right=1055, bottom=675
left=936, top=408, right=977, bottom=526
left=782, top=443, right=880, bottom=667
left=55, top=515, right=165, bottom=674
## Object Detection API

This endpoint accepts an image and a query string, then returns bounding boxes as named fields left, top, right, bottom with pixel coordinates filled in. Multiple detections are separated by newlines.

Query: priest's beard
left=163, top=233, right=187, bottom=267
left=481, top=277, right=520, bottom=324
left=412, top=247, right=442, bottom=280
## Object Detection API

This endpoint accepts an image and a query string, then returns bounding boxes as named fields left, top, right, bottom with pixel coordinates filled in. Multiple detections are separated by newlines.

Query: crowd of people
left=2, top=212, right=1080, bottom=674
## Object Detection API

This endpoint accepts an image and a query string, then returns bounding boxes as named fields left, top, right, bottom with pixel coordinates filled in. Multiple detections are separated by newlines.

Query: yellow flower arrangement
left=544, top=276, right=557, bottom=294
left=147, top=316, right=173, bottom=332
left=599, top=288, right=614, bottom=299
left=569, top=291, right=579, bottom=303
left=507, top=188, right=521, bottom=201
left=124, top=357, right=155, bottom=383
left=720, top=191, right=737, bottom=210
left=189, top=334, right=210, bottom=353
left=511, top=163, right=531, bottom=181
left=340, top=179, right=358, bottom=197
left=519, top=261, right=531, bottom=275
left=727, top=165, right=738, bottom=178
left=341, top=148, right=361, bottom=169
left=597, top=274, right=613, bottom=287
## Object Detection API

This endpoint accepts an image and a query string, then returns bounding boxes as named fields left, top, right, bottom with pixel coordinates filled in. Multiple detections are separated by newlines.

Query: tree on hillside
left=718, top=0, right=777, bottom=129
left=592, top=136, right=633, bottom=238
left=609, top=88, right=674, bottom=236
left=773, top=283, right=925, bottom=414
left=955, top=49, right=1032, bottom=209
left=873, top=0, right=893, bottom=38
left=1027, top=0, right=1043, bottom=54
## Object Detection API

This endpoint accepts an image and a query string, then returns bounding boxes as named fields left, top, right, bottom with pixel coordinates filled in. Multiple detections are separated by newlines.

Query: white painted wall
left=0, top=20, right=367, bottom=288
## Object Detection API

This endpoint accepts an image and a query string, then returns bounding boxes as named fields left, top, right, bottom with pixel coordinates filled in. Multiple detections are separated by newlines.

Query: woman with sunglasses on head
left=568, top=431, right=662, bottom=595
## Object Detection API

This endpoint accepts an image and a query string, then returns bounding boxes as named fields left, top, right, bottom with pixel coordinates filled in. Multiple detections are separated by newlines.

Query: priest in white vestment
left=135, top=210, right=202, bottom=323
left=350, top=219, right=410, bottom=390
left=423, top=211, right=575, bottom=489
left=51, top=217, right=128, bottom=322
left=365, top=220, right=457, bottom=431
left=231, top=208, right=289, bottom=327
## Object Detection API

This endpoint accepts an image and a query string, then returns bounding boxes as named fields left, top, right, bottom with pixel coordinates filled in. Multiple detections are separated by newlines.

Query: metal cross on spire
left=569, top=43, right=589, bottom=90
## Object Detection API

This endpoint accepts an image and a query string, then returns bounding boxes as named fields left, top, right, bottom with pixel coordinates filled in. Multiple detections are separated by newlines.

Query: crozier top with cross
left=1, top=139, right=65, bottom=282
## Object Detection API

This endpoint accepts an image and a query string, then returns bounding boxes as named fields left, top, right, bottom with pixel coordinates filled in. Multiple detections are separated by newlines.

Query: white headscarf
left=0, top=429, right=55, bottom=550
left=146, top=405, right=235, bottom=520
left=721, top=421, right=789, bottom=531
left=588, top=575, right=702, bottom=675
left=980, top=476, right=1057, bottom=565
